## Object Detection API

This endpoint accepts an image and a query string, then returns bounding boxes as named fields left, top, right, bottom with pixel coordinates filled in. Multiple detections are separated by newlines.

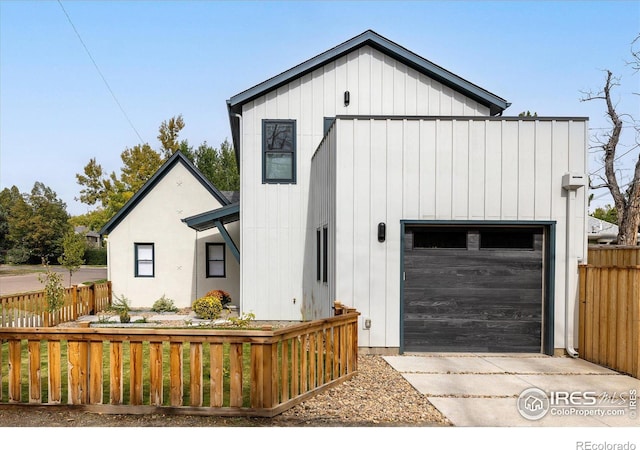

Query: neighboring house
left=108, top=30, right=589, bottom=356
left=100, top=151, right=240, bottom=309
left=74, top=226, right=101, bottom=248
left=587, top=216, right=619, bottom=245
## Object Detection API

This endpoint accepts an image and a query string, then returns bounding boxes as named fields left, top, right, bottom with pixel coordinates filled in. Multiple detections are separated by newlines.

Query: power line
left=57, top=0, right=145, bottom=144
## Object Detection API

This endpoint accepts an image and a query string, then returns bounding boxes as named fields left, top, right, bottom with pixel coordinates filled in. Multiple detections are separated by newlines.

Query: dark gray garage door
left=402, top=226, right=544, bottom=353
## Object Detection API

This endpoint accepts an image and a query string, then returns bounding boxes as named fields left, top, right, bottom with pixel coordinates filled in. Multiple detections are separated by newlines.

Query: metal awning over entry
left=182, top=203, right=240, bottom=263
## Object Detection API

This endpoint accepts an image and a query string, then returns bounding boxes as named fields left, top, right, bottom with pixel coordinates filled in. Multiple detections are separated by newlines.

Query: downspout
left=562, top=173, right=586, bottom=358
left=233, top=112, right=242, bottom=314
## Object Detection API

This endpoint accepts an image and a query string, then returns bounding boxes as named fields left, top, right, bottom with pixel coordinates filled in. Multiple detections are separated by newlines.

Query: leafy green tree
left=591, top=204, right=618, bottom=225
left=0, top=187, right=20, bottom=261
left=2, top=183, right=70, bottom=263
left=75, top=116, right=239, bottom=232
left=58, top=230, right=87, bottom=285
left=158, top=115, right=186, bottom=159
left=193, top=139, right=239, bottom=191
left=38, top=259, right=65, bottom=313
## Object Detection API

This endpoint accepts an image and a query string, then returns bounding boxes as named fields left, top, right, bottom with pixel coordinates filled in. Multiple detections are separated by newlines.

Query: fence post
left=89, top=283, right=96, bottom=315
left=71, top=286, right=78, bottom=321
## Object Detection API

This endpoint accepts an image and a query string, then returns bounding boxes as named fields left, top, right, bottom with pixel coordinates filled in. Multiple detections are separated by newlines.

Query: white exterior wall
left=305, top=125, right=337, bottom=319
left=240, top=45, right=490, bottom=320
left=106, top=162, right=240, bottom=309
left=330, top=117, right=588, bottom=349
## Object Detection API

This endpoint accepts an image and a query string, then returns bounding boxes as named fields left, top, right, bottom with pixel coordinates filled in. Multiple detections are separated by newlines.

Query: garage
left=402, top=224, right=549, bottom=353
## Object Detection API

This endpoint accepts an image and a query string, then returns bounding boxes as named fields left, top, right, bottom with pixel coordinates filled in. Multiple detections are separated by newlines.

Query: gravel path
left=0, top=355, right=451, bottom=427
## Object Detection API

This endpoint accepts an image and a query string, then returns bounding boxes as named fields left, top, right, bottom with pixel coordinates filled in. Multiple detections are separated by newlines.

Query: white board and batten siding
left=239, top=45, right=491, bottom=320
left=323, top=117, right=588, bottom=348
left=107, top=162, right=240, bottom=309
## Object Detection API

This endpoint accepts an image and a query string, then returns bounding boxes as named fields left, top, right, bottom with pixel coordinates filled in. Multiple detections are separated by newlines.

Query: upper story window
left=263, top=119, right=296, bottom=184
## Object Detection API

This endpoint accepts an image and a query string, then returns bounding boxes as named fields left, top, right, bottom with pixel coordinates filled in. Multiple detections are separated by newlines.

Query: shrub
left=111, top=293, right=131, bottom=323
left=151, top=295, right=178, bottom=313
left=204, top=289, right=232, bottom=307
left=84, top=248, right=107, bottom=265
left=192, top=295, right=223, bottom=320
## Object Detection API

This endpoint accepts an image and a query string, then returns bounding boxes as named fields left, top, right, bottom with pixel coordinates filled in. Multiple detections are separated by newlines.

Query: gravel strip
left=278, top=354, right=451, bottom=426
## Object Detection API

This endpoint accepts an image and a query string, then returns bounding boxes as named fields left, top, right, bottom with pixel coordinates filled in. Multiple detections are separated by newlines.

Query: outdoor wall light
left=378, top=222, right=386, bottom=242
left=344, top=90, right=350, bottom=106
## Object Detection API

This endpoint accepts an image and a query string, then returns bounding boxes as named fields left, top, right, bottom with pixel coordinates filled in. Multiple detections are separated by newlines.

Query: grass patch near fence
left=1, top=340, right=253, bottom=407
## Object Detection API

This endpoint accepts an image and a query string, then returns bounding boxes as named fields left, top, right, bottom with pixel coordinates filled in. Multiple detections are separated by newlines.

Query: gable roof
left=100, top=151, right=229, bottom=235
left=227, top=30, right=511, bottom=158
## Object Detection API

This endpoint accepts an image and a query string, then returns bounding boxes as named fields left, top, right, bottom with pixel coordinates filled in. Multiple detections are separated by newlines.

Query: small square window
left=263, top=120, right=296, bottom=183
left=135, top=243, right=154, bottom=277
left=206, top=243, right=226, bottom=278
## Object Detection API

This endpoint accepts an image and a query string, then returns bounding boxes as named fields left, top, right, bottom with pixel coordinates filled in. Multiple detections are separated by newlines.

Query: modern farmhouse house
left=104, top=30, right=588, bottom=356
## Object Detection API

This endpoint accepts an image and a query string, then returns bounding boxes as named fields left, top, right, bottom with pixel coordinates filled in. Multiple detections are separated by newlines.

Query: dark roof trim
left=227, top=30, right=510, bottom=116
left=182, top=202, right=240, bottom=232
left=334, top=115, right=589, bottom=121
left=100, top=152, right=229, bottom=235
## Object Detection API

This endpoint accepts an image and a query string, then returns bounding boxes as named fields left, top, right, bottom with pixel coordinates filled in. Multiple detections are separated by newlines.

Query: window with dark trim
left=134, top=243, right=154, bottom=277
left=316, top=229, right=321, bottom=281
left=322, top=226, right=328, bottom=283
left=206, top=243, right=226, bottom=278
left=263, top=119, right=296, bottom=183
left=413, top=229, right=467, bottom=249
left=480, top=228, right=536, bottom=250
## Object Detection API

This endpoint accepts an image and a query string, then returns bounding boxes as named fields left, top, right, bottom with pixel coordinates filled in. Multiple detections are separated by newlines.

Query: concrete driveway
left=383, top=353, right=640, bottom=427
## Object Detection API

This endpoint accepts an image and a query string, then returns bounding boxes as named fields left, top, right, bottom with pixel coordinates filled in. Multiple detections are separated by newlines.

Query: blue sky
left=1, top=1, right=639, bottom=216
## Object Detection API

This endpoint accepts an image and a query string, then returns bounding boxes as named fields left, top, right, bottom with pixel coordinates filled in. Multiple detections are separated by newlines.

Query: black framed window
left=480, top=228, right=536, bottom=250
left=134, top=243, right=154, bottom=277
left=413, top=229, right=467, bottom=249
left=322, top=226, right=328, bottom=283
left=263, top=119, right=296, bottom=183
left=206, top=243, right=226, bottom=278
left=316, top=229, right=321, bottom=281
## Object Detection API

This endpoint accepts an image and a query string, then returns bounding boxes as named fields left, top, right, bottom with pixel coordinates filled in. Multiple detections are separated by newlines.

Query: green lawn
left=0, top=340, right=254, bottom=407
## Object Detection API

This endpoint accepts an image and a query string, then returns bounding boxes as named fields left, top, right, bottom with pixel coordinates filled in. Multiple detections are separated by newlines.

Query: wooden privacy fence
left=579, top=246, right=640, bottom=378
left=587, top=245, right=640, bottom=267
left=0, top=311, right=359, bottom=417
left=0, top=282, right=112, bottom=328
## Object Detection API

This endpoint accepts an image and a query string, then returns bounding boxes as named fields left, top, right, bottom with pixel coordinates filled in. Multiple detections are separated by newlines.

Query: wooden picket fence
left=0, top=311, right=359, bottom=417
left=579, top=246, right=640, bottom=378
left=0, top=282, right=112, bottom=328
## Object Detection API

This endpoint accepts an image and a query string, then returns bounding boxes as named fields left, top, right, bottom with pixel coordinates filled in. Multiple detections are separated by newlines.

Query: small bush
left=84, top=248, right=107, bottom=265
left=228, top=312, right=256, bottom=329
left=204, top=289, right=232, bottom=307
left=111, top=293, right=131, bottom=323
left=151, top=295, right=178, bottom=313
left=192, top=295, right=223, bottom=320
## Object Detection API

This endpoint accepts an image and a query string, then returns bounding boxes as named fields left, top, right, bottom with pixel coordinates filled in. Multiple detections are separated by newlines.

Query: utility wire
left=57, top=0, right=145, bottom=144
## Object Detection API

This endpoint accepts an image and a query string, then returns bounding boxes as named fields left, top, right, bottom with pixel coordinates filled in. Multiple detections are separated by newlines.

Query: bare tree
left=582, top=36, right=640, bottom=246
